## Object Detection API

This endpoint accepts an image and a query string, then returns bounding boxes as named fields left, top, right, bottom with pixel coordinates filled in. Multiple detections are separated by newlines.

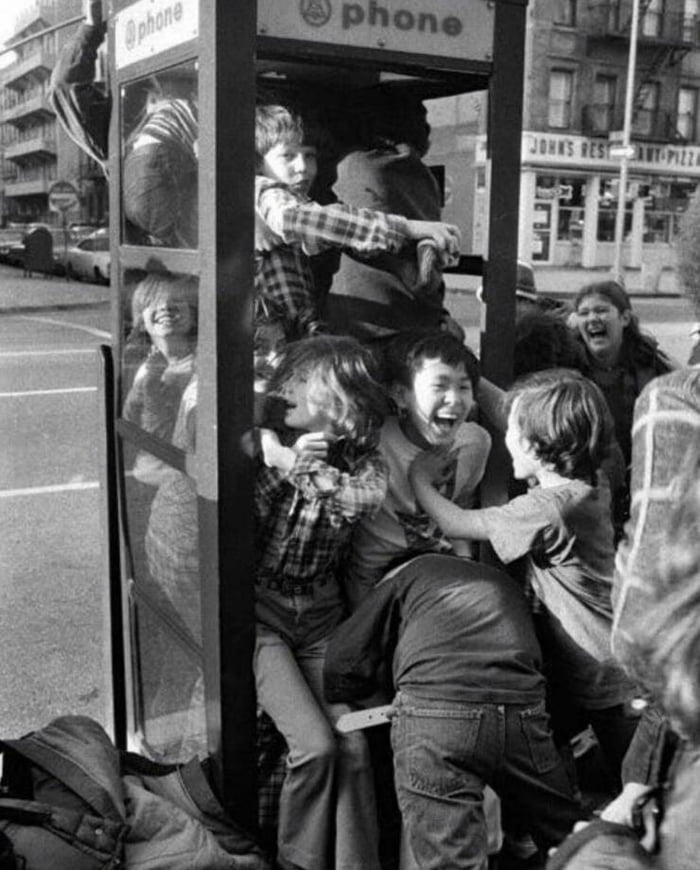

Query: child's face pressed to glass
left=399, top=357, right=474, bottom=449
left=260, top=141, right=318, bottom=196
left=142, top=287, right=194, bottom=340
left=279, top=370, right=334, bottom=433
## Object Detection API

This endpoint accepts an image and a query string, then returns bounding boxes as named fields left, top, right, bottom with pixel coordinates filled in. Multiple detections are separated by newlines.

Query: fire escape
left=585, top=0, right=697, bottom=141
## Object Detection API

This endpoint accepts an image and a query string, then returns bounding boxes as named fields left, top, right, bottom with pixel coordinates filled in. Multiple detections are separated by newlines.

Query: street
left=0, top=280, right=696, bottom=739
left=0, top=303, right=110, bottom=736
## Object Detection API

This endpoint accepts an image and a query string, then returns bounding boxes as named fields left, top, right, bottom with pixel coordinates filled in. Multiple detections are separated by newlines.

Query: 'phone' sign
left=258, top=0, right=494, bottom=62
left=115, top=0, right=198, bottom=69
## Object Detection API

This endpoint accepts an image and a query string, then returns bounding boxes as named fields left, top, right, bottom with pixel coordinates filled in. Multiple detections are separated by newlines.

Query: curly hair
left=514, top=310, right=587, bottom=378
left=508, top=369, right=612, bottom=482
left=621, top=449, right=700, bottom=743
left=269, top=335, right=390, bottom=450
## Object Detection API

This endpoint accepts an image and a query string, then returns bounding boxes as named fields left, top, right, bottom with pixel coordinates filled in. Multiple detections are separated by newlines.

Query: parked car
left=64, top=229, right=110, bottom=284
left=0, top=228, right=26, bottom=264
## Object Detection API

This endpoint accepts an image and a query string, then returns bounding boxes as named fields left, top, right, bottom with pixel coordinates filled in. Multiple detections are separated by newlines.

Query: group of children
left=121, top=100, right=643, bottom=870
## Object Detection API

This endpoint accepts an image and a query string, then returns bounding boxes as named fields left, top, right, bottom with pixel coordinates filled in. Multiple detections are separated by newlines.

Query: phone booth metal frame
left=102, top=0, right=526, bottom=828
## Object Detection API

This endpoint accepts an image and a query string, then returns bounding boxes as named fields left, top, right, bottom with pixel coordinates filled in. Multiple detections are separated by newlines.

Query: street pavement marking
left=0, top=481, right=99, bottom=498
left=0, top=386, right=97, bottom=398
left=0, top=348, right=95, bottom=358
left=13, top=314, right=110, bottom=340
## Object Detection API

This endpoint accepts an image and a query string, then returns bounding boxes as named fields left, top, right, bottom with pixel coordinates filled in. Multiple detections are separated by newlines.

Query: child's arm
left=256, top=180, right=460, bottom=260
left=409, top=451, right=490, bottom=541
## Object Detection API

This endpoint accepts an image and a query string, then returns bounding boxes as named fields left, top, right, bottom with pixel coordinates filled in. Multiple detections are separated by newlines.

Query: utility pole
left=612, top=0, right=641, bottom=282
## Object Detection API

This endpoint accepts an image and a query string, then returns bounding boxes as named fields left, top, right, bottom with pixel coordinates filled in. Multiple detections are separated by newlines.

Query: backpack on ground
left=0, top=716, right=127, bottom=869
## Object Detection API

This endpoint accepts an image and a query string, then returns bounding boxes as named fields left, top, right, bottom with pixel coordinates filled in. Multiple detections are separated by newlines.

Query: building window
left=683, top=0, right=699, bottom=40
left=548, top=70, right=574, bottom=129
left=642, top=0, right=664, bottom=38
left=554, top=0, right=576, bottom=26
left=633, top=82, right=660, bottom=137
left=593, top=75, right=617, bottom=133
left=677, top=87, right=698, bottom=141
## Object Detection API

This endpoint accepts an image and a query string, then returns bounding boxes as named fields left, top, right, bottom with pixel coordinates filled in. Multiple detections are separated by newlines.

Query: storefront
left=474, top=131, right=700, bottom=269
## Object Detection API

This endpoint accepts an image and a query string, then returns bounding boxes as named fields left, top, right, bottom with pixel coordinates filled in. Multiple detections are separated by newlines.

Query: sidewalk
left=446, top=264, right=681, bottom=299
left=0, top=264, right=110, bottom=313
left=0, top=261, right=681, bottom=315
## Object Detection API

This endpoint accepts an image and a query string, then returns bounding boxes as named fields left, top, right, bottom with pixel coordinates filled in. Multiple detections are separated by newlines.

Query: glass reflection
left=121, top=62, right=198, bottom=247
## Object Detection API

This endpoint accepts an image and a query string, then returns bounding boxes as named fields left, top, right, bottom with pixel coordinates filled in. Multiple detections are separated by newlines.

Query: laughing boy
left=344, top=330, right=491, bottom=607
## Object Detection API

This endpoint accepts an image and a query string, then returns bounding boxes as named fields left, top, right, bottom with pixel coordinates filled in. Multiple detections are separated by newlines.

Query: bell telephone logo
left=301, top=0, right=332, bottom=26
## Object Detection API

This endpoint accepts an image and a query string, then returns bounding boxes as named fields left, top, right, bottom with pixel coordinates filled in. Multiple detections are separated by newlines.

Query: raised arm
left=256, top=180, right=460, bottom=260
left=49, top=0, right=110, bottom=169
left=409, top=451, right=490, bottom=541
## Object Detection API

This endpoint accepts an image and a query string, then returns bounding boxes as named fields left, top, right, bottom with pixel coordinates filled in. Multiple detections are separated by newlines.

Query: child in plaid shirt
left=255, top=335, right=389, bottom=870
left=255, top=104, right=460, bottom=339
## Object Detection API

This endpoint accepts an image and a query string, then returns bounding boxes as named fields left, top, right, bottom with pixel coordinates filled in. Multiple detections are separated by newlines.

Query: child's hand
left=405, top=220, right=461, bottom=262
left=255, top=208, right=282, bottom=252
left=84, top=0, right=103, bottom=27
left=292, top=431, right=334, bottom=460
left=259, top=428, right=295, bottom=473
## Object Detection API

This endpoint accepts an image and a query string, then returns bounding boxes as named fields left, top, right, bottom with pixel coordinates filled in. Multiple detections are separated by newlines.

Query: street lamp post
left=612, top=0, right=642, bottom=282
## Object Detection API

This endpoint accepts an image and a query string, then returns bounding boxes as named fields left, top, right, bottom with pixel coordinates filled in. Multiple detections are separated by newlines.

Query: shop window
left=597, top=178, right=632, bottom=241
left=554, top=0, right=576, bottom=26
left=677, top=87, right=697, bottom=141
left=548, top=70, right=574, bottom=129
left=644, top=180, right=695, bottom=243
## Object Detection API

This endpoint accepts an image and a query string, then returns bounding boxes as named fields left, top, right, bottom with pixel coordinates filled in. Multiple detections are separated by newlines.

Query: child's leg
left=495, top=700, right=582, bottom=856
left=586, top=703, right=641, bottom=787
left=295, top=635, right=381, bottom=870
left=254, top=627, right=339, bottom=870
left=390, top=693, right=494, bottom=870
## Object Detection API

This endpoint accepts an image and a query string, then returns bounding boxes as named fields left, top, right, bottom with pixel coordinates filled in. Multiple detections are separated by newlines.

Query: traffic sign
left=610, top=145, right=635, bottom=160
left=48, top=181, right=80, bottom=213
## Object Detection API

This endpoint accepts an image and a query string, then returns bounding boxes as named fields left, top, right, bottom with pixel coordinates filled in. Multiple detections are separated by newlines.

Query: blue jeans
left=391, top=693, right=581, bottom=870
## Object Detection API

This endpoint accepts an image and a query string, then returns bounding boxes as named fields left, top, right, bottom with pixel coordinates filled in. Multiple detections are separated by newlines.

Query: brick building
left=0, top=0, right=107, bottom=228
left=426, top=0, right=700, bottom=272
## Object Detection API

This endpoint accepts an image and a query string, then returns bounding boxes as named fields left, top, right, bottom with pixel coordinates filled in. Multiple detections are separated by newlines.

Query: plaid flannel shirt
left=612, top=367, right=700, bottom=659
left=255, top=176, right=410, bottom=336
left=255, top=444, right=388, bottom=593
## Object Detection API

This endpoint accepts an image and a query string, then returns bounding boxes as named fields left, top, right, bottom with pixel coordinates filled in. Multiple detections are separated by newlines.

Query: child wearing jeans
left=254, top=104, right=460, bottom=338
left=410, top=370, right=639, bottom=784
left=345, top=330, right=491, bottom=607
left=255, top=335, right=390, bottom=870
left=324, top=553, right=582, bottom=870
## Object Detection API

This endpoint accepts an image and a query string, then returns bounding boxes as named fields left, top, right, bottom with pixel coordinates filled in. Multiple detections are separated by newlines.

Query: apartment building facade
left=0, top=0, right=107, bottom=228
left=427, top=0, right=700, bottom=271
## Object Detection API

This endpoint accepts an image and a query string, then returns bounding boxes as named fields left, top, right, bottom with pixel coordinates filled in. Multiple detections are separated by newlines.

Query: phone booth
left=102, top=0, right=526, bottom=832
